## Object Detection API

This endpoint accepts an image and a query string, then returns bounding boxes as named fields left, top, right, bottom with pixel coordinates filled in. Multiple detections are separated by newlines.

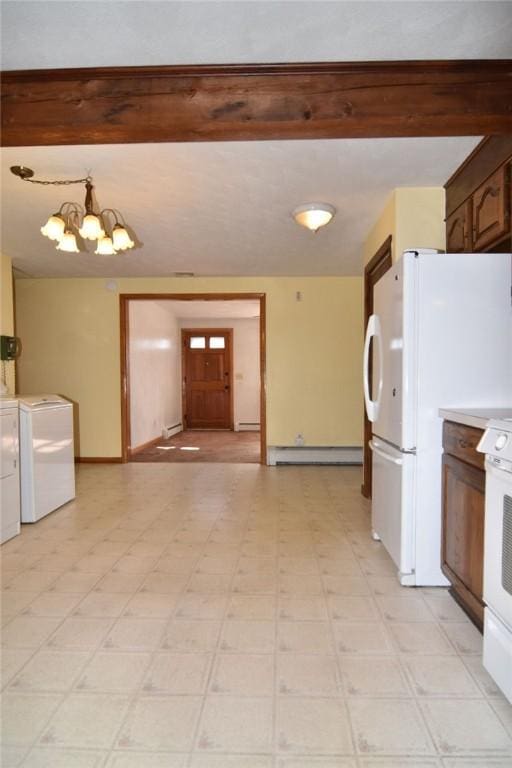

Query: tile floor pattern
left=1, top=463, right=512, bottom=768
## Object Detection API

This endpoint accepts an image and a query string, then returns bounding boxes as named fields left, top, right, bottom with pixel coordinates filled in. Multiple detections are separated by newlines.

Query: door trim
left=361, top=235, right=393, bottom=498
left=181, top=327, right=234, bottom=431
left=119, top=292, right=267, bottom=464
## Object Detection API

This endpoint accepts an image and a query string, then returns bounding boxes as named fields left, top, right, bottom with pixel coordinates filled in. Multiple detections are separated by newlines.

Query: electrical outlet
left=295, top=433, right=304, bottom=447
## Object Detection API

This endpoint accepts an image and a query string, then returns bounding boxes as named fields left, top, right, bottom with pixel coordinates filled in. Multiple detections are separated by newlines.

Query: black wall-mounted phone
left=0, top=335, right=20, bottom=361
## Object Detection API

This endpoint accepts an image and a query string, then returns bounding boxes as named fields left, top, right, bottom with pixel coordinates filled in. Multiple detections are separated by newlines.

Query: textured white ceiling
left=2, top=1, right=511, bottom=70
left=0, top=2, right=498, bottom=278
left=1, top=137, right=480, bottom=278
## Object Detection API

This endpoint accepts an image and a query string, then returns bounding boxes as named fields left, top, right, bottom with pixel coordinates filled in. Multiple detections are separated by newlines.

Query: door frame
left=181, top=327, right=234, bottom=430
left=361, top=235, right=393, bottom=498
left=120, top=292, right=267, bottom=464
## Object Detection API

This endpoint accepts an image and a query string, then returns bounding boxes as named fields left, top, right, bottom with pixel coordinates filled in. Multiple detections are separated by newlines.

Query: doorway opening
left=120, top=293, right=266, bottom=464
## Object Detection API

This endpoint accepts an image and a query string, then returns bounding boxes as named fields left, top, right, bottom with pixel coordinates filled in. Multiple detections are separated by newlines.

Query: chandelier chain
left=22, top=175, right=92, bottom=186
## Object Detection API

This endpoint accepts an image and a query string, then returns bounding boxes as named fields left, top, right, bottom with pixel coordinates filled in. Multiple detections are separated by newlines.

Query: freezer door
left=372, top=253, right=417, bottom=451
left=370, top=437, right=415, bottom=583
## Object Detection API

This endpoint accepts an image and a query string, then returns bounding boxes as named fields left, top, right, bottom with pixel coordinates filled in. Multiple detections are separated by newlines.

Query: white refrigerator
left=363, top=249, right=512, bottom=586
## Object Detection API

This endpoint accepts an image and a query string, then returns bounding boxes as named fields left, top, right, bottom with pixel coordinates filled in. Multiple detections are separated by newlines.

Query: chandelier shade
left=11, top=166, right=137, bottom=256
left=79, top=214, right=105, bottom=241
left=56, top=231, right=80, bottom=253
left=95, top=236, right=117, bottom=255
left=40, top=214, right=66, bottom=241
left=112, top=224, right=135, bottom=251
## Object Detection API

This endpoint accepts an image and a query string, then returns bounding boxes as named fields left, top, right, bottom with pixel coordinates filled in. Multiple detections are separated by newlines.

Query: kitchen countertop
left=439, top=407, right=512, bottom=430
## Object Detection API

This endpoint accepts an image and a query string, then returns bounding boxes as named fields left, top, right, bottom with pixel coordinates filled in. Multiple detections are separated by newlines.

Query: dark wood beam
left=2, top=60, right=512, bottom=147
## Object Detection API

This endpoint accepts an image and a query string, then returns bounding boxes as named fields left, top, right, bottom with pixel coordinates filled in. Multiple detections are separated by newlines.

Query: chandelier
left=10, top=166, right=136, bottom=255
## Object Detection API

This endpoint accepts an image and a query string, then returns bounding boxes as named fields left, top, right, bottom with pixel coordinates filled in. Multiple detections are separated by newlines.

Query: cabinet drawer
left=472, top=165, right=510, bottom=251
left=443, top=421, right=484, bottom=470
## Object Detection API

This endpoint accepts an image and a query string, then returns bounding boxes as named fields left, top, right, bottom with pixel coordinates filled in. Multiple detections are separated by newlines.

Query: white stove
left=478, top=418, right=512, bottom=703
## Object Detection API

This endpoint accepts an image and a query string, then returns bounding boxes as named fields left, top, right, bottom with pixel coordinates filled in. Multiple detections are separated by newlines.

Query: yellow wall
left=0, top=253, right=16, bottom=393
left=363, top=187, right=446, bottom=265
left=15, top=276, right=363, bottom=457
left=394, top=188, right=446, bottom=258
left=363, top=192, right=396, bottom=265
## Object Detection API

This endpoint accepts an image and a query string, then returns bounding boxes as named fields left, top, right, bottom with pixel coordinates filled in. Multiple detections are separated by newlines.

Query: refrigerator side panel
left=372, top=258, right=405, bottom=449
left=415, top=252, right=512, bottom=453
left=413, top=446, right=449, bottom=585
left=401, top=252, right=419, bottom=451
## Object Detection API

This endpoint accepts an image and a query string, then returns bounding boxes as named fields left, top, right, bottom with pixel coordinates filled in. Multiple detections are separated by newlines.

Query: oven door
left=483, top=460, right=512, bottom=627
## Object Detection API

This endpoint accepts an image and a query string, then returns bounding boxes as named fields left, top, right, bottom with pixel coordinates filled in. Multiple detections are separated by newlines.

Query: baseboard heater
left=235, top=422, right=260, bottom=432
left=162, top=423, right=183, bottom=439
left=267, top=446, right=363, bottom=466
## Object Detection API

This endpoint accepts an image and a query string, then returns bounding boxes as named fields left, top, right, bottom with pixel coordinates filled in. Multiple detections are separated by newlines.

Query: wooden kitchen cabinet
left=445, top=136, right=512, bottom=254
left=472, top=165, right=510, bottom=251
left=446, top=200, right=472, bottom=253
left=441, top=421, right=485, bottom=631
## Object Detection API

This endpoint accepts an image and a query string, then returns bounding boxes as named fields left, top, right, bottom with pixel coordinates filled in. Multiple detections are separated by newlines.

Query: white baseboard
left=162, top=423, right=183, bottom=439
left=267, top=446, right=363, bottom=466
left=235, top=422, right=260, bottom=432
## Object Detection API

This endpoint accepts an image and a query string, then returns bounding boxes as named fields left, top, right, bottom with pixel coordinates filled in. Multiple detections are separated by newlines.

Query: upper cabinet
left=445, top=137, right=512, bottom=254
left=446, top=200, right=472, bottom=253
left=472, top=165, right=510, bottom=251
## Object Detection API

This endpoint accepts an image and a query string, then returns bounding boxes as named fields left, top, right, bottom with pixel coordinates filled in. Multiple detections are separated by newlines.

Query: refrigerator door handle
left=363, top=314, right=383, bottom=422
left=370, top=439, right=403, bottom=466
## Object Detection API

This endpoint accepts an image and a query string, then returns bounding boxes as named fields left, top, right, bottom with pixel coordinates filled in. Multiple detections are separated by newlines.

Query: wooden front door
left=182, top=329, right=233, bottom=429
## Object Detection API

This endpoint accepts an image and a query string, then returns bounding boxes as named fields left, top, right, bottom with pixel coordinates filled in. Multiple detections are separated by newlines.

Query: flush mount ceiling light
left=292, top=203, right=336, bottom=232
left=10, top=165, right=136, bottom=255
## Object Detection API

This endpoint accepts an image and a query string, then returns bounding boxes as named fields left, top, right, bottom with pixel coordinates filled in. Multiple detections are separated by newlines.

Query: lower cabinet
left=441, top=421, right=485, bottom=631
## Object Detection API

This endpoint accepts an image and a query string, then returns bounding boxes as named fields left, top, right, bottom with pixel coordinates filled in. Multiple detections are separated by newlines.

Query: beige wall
left=15, top=276, right=363, bottom=458
left=0, top=253, right=16, bottom=393
left=394, top=188, right=446, bottom=258
left=363, top=192, right=396, bottom=266
left=363, top=187, right=446, bottom=265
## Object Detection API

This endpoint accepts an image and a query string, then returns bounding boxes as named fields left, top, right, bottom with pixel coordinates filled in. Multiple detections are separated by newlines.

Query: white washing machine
left=19, top=395, right=75, bottom=523
left=0, top=396, right=20, bottom=543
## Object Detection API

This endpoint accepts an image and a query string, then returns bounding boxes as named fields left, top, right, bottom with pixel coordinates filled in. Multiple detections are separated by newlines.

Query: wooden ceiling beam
left=2, top=60, right=512, bottom=146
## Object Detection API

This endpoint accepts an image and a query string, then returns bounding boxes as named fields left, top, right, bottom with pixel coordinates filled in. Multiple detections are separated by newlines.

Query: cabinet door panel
left=442, top=454, right=485, bottom=601
left=472, top=165, right=510, bottom=251
left=446, top=200, right=472, bottom=252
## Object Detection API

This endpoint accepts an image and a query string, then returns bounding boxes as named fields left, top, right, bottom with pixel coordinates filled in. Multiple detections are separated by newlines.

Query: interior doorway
left=120, top=293, right=266, bottom=464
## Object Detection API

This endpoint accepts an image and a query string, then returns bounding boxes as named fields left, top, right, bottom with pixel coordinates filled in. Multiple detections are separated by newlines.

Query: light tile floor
left=1, top=463, right=512, bottom=768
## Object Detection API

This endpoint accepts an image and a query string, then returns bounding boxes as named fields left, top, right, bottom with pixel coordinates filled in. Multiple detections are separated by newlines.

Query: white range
left=478, top=416, right=512, bottom=703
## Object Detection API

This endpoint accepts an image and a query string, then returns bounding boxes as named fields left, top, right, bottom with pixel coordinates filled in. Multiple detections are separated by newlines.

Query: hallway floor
left=1, top=463, right=512, bottom=767
left=131, top=430, right=260, bottom=463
